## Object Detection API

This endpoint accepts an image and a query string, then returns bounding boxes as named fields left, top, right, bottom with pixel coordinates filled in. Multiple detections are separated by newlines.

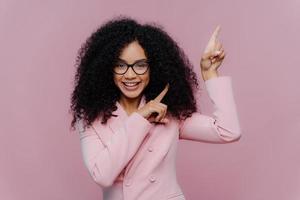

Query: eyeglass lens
left=114, top=60, right=149, bottom=75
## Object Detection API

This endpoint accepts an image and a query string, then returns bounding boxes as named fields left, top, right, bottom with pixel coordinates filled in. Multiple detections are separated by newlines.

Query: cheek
left=113, top=75, right=121, bottom=85
left=143, top=72, right=150, bottom=85
left=145, top=77, right=150, bottom=85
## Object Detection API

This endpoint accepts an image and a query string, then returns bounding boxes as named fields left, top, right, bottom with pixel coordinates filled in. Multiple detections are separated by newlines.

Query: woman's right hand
left=136, top=83, right=170, bottom=124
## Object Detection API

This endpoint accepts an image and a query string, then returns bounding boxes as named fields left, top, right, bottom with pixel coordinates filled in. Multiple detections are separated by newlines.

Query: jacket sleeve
left=76, top=112, right=153, bottom=187
left=179, top=76, right=242, bottom=143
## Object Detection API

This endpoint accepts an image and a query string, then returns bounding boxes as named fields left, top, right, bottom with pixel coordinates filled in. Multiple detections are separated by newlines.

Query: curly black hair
left=69, top=15, right=203, bottom=131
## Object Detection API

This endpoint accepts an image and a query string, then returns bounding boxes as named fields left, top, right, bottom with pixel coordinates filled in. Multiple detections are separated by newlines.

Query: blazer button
left=147, top=147, right=153, bottom=152
left=149, top=175, right=156, bottom=183
left=125, top=179, right=132, bottom=186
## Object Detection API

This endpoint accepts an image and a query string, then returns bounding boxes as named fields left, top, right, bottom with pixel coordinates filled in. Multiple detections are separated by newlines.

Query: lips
left=122, top=82, right=140, bottom=86
left=122, top=82, right=140, bottom=91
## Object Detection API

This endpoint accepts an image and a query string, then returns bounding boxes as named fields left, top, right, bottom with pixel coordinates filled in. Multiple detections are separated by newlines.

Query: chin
left=122, top=93, right=141, bottom=99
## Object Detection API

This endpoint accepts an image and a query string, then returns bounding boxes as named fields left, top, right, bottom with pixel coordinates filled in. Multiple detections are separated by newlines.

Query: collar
left=109, top=94, right=147, bottom=139
left=114, top=94, right=147, bottom=118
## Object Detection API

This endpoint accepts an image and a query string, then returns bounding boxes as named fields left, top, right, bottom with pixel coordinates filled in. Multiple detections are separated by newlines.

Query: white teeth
left=123, top=82, right=139, bottom=86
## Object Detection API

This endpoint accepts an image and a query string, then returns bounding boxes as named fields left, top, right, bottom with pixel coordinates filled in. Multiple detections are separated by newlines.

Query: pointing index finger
left=204, top=25, right=221, bottom=54
left=154, top=83, right=169, bottom=102
left=211, top=25, right=221, bottom=41
left=208, top=25, right=221, bottom=44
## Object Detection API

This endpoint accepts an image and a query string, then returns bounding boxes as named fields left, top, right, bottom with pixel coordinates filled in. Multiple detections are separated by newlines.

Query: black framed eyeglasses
left=113, top=59, right=150, bottom=75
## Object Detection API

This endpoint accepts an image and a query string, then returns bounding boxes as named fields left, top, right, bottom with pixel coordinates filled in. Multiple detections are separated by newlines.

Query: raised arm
left=76, top=112, right=153, bottom=187
left=179, top=76, right=242, bottom=143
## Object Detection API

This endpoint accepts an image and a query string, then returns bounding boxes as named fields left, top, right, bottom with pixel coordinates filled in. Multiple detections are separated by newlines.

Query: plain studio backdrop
left=1, top=0, right=299, bottom=199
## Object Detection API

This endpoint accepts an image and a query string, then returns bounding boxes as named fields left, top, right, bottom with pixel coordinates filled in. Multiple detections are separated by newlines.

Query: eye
left=135, top=61, right=148, bottom=67
left=116, top=63, right=126, bottom=68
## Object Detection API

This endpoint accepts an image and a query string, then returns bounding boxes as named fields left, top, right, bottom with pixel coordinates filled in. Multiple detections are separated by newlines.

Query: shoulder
left=75, top=116, right=105, bottom=134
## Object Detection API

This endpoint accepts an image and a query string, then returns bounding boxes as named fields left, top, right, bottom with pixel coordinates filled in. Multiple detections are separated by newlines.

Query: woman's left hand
left=200, top=25, right=225, bottom=76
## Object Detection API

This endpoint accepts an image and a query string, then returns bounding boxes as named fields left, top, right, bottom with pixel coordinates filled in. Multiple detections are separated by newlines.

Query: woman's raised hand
left=136, top=83, right=170, bottom=124
left=200, top=25, right=225, bottom=72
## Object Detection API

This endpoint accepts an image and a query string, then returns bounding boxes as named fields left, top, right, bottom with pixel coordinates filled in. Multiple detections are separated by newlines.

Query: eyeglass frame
left=112, top=59, right=150, bottom=75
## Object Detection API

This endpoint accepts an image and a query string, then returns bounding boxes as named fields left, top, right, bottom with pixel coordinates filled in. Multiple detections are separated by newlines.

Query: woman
left=70, top=16, right=242, bottom=200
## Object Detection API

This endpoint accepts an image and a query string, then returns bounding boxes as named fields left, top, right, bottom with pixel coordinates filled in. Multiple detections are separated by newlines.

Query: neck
left=119, top=95, right=142, bottom=115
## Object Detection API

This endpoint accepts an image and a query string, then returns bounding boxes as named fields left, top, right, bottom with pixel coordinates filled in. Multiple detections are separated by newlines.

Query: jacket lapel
left=112, top=95, right=149, bottom=176
left=108, top=94, right=147, bottom=134
left=91, top=95, right=149, bottom=177
left=91, top=95, right=147, bottom=143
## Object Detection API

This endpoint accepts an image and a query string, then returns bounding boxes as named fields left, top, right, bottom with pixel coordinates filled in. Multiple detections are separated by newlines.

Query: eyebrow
left=117, top=58, right=148, bottom=63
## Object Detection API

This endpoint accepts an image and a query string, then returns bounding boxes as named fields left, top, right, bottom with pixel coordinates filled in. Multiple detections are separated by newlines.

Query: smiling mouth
left=122, top=82, right=140, bottom=86
left=122, top=82, right=141, bottom=91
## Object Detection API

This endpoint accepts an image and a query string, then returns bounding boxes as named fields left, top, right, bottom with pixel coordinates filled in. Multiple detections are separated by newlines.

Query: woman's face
left=113, top=40, right=150, bottom=100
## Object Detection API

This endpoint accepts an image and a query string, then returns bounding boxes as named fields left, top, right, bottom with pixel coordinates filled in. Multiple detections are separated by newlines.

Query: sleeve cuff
left=204, top=75, right=231, bottom=85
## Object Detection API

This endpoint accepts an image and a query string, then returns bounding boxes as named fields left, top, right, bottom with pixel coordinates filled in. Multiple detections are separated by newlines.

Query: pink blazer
left=76, top=76, right=242, bottom=200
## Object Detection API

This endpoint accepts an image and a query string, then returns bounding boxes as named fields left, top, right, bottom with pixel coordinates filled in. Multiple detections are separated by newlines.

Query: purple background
left=1, top=0, right=299, bottom=199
